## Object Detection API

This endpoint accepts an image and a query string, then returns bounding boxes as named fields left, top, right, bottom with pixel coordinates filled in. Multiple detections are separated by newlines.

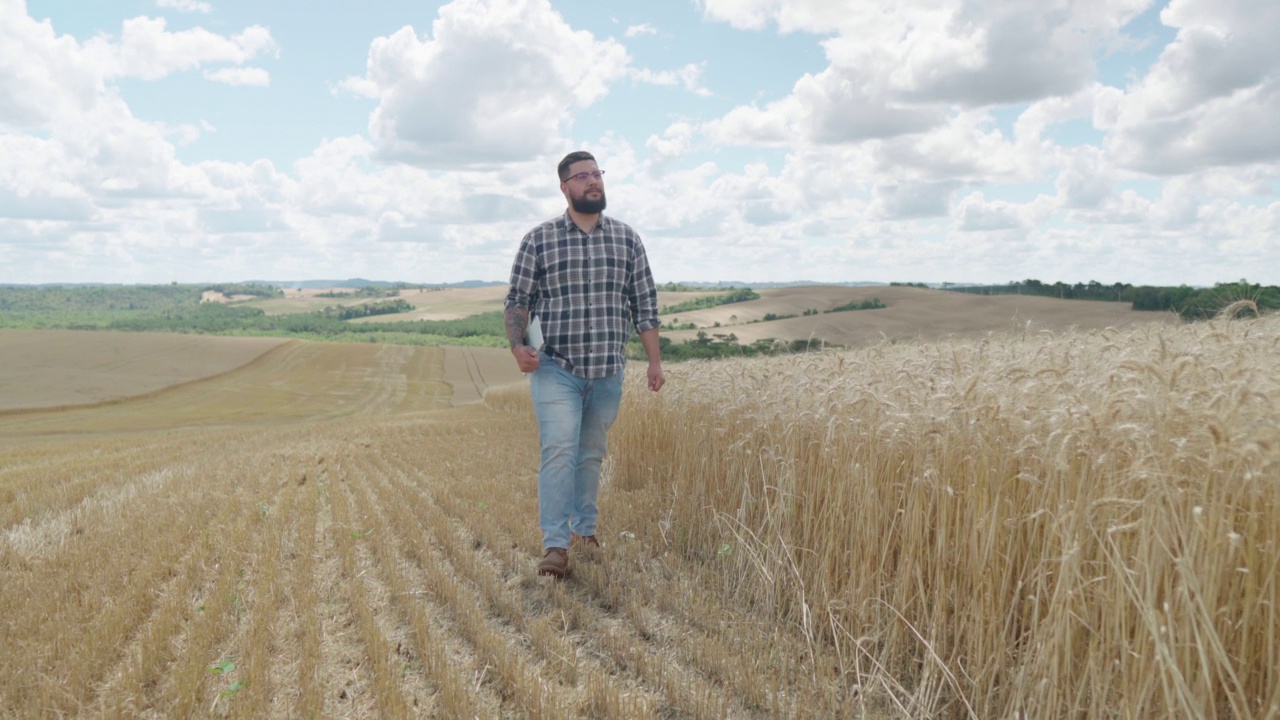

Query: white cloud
left=1055, top=146, right=1115, bottom=209
left=709, top=162, right=797, bottom=226
left=347, top=0, right=631, bottom=167
left=83, top=17, right=276, bottom=81
left=3, top=0, right=1278, bottom=286
left=699, top=0, right=845, bottom=33
left=710, top=0, right=1149, bottom=100
left=1061, top=185, right=1153, bottom=227
left=1015, top=85, right=1103, bottom=144
left=625, top=23, right=657, bottom=38
left=331, top=76, right=379, bottom=99
left=156, top=0, right=213, bottom=13
left=956, top=193, right=1031, bottom=231
left=0, top=187, right=95, bottom=221
left=630, top=63, right=711, bottom=97
left=204, top=66, right=270, bottom=87
left=645, top=122, right=695, bottom=165
left=1104, top=0, right=1280, bottom=174
left=702, top=66, right=944, bottom=147
left=792, top=67, right=944, bottom=143
left=869, top=181, right=961, bottom=220
left=702, top=98, right=797, bottom=147
left=155, top=121, right=205, bottom=146
left=873, top=110, right=1039, bottom=184
left=701, top=0, right=1152, bottom=150
left=0, top=6, right=279, bottom=262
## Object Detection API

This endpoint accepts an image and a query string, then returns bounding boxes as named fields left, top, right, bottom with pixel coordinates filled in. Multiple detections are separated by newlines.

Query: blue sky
left=2, top=0, right=1278, bottom=286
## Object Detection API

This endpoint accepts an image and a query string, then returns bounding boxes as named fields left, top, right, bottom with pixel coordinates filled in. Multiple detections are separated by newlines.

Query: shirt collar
left=560, top=210, right=608, bottom=232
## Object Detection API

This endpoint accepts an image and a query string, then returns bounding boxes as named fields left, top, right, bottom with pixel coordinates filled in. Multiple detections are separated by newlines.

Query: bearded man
left=503, top=150, right=664, bottom=578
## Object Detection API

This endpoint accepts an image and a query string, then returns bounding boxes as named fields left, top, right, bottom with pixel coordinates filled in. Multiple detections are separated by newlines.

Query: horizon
left=4, top=0, right=1278, bottom=286
left=3, top=277, right=1251, bottom=291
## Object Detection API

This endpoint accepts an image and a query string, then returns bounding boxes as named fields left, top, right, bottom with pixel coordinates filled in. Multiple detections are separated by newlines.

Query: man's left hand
left=647, top=362, right=664, bottom=392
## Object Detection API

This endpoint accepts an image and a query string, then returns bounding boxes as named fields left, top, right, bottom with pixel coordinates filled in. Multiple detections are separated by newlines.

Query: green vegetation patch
left=660, top=287, right=760, bottom=314
left=947, top=279, right=1280, bottom=319
left=827, top=297, right=885, bottom=312
left=628, top=331, right=830, bottom=362
left=0, top=284, right=201, bottom=317
left=0, top=285, right=507, bottom=347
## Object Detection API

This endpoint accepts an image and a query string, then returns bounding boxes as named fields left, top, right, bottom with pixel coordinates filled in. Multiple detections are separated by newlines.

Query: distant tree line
left=316, top=285, right=400, bottom=299
left=19, top=280, right=1268, bottom=364
left=828, top=298, right=885, bottom=313
left=628, top=331, right=829, bottom=362
left=946, top=279, right=1279, bottom=319
left=0, top=285, right=505, bottom=346
left=755, top=298, right=885, bottom=323
left=102, top=304, right=504, bottom=342
left=657, top=282, right=748, bottom=292
left=0, top=284, right=201, bottom=314
left=203, top=283, right=282, bottom=299
left=660, top=287, right=760, bottom=314
left=321, top=298, right=413, bottom=320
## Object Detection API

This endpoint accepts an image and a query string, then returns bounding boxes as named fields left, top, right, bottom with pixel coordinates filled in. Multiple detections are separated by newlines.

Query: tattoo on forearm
left=504, top=307, right=529, bottom=348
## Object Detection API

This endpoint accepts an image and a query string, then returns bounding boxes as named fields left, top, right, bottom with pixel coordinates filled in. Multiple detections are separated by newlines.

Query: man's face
left=561, top=160, right=606, bottom=214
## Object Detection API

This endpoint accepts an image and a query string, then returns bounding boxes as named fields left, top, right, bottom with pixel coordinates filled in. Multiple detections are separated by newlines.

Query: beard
left=570, top=192, right=606, bottom=214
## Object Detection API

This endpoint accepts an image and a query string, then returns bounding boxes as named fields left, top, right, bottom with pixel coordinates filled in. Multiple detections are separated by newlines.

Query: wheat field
left=608, top=312, right=1280, bottom=718
left=2, top=314, right=1278, bottom=718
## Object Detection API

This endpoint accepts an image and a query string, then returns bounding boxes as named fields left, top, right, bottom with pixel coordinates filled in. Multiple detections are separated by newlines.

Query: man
left=504, top=150, right=664, bottom=578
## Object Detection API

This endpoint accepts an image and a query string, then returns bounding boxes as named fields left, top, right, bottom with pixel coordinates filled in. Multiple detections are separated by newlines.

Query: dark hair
left=558, top=151, right=596, bottom=181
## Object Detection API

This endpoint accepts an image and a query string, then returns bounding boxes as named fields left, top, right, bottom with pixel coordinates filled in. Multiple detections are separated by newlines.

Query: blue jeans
left=530, top=353, right=623, bottom=550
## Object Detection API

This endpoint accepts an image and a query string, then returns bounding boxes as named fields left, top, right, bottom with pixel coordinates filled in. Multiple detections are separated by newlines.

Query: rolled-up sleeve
left=504, top=232, right=538, bottom=310
left=628, top=239, right=660, bottom=333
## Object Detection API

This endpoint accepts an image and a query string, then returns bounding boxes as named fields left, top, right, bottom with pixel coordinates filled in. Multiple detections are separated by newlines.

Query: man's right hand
left=512, top=345, right=540, bottom=373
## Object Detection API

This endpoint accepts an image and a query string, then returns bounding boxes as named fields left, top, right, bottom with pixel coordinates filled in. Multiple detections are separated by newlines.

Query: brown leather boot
left=570, top=533, right=602, bottom=561
left=537, top=547, right=569, bottom=578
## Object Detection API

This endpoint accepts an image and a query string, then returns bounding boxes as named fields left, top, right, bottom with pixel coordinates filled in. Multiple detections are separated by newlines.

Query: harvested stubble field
left=661, top=285, right=1180, bottom=348
left=2, top=314, right=1279, bottom=718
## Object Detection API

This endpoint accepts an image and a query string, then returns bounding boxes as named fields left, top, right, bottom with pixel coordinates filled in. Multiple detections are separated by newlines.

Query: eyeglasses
left=563, top=170, right=605, bottom=183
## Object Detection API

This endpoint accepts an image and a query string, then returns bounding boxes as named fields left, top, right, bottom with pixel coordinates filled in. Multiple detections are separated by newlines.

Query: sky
left=2, top=0, right=1278, bottom=287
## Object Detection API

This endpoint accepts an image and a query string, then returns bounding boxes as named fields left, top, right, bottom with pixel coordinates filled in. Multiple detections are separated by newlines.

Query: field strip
left=0, top=339, right=519, bottom=441
left=211, top=458, right=302, bottom=715
left=0, top=387, right=875, bottom=717
left=0, top=428, right=287, bottom=715
left=464, top=438, right=857, bottom=715
left=363, top=413, right=716, bottom=715
left=418, top=467, right=773, bottom=718
left=0, top=330, right=287, bottom=412
left=360, top=451, right=656, bottom=717
left=461, top=348, right=489, bottom=401
left=441, top=346, right=524, bottom=406
left=309, top=454, right=383, bottom=718
left=328, top=459, right=415, bottom=717
left=351, top=456, right=567, bottom=716
left=93, top=448, right=299, bottom=716
left=341, top=459, right=517, bottom=717
left=0, top=341, right=456, bottom=438
left=0, top=339, right=299, bottom=420
left=358, top=411, right=861, bottom=718
left=0, top=436, right=191, bottom=552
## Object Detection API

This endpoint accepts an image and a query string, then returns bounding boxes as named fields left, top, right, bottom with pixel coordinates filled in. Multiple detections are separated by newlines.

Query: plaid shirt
left=505, top=211, right=660, bottom=379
